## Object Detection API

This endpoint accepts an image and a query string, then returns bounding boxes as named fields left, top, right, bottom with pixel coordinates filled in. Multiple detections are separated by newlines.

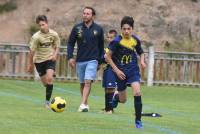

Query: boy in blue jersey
left=105, top=16, right=146, bottom=128
left=101, top=29, right=118, bottom=114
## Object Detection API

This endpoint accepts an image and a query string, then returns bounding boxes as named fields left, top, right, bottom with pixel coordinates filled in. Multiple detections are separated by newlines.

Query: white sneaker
left=45, top=101, right=50, bottom=109
left=78, top=104, right=89, bottom=112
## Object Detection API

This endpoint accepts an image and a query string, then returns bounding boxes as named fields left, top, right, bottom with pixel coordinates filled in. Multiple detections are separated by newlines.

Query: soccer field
left=0, top=79, right=199, bottom=134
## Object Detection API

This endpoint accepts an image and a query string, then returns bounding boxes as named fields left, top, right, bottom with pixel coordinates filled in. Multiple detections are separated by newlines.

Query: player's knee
left=84, top=81, right=91, bottom=88
left=46, top=77, right=53, bottom=84
left=84, top=80, right=91, bottom=84
left=120, top=98, right=127, bottom=103
left=134, top=90, right=141, bottom=96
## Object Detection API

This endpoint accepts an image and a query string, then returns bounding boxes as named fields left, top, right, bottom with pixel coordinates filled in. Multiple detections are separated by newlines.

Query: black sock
left=134, top=96, right=142, bottom=121
left=105, top=92, right=114, bottom=111
left=46, top=84, right=53, bottom=101
left=115, top=93, right=119, bottom=102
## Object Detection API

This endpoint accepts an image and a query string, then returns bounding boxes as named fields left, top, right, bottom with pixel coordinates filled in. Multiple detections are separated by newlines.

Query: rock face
left=0, top=0, right=199, bottom=51
left=135, top=0, right=200, bottom=51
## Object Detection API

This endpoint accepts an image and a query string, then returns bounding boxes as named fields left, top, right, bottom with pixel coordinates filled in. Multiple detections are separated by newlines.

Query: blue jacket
left=67, top=22, right=104, bottom=62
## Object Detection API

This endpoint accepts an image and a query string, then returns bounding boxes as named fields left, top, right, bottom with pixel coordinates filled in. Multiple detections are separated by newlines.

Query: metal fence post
left=147, top=45, right=155, bottom=86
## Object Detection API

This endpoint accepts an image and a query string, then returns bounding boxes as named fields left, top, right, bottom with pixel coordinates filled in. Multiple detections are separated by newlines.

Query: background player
left=101, top=29, right=118, bottom=114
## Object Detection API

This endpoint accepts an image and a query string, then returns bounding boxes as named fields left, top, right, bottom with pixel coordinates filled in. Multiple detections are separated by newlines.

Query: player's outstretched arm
left=49, top=47, right=59, bottom=61
left=140, top=53, right=146, bottom=69
left=49, top=33, right=60, bottom=61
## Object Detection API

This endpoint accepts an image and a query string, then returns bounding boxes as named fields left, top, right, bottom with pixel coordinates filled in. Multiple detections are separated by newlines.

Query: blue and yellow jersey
left=108, top=34, right=144, bottom=68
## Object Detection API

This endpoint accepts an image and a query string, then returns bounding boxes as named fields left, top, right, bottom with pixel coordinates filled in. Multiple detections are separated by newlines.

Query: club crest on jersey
left=121, top=55, right=132, bottom=64
left=93, top=30, right=98, bottom=36
left=77, top=26, right=83, bottom=38
left=49, top=37, right=54, bottom=43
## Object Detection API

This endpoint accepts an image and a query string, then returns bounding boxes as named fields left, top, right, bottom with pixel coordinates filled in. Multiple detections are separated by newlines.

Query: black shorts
left=35, top=60, right=56, bottom=77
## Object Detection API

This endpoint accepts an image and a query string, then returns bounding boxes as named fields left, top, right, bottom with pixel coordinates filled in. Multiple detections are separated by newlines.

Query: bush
left=191, top=0, right=198, bottom=2
left=0, top=0, right=17, bottom=14
left=28, top=23, right=39, bottom=36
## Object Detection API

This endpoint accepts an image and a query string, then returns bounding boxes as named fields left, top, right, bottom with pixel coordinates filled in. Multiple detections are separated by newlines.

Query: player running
left=105, top=16, right=146, bottom=128
left=28, top=15, right=60, bottom=109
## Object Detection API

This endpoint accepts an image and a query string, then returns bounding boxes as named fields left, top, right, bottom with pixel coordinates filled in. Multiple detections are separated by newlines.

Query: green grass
left=0, top=79, right=200, bottom=134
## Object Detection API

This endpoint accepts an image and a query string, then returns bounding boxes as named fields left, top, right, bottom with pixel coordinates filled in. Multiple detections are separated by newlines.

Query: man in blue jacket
left=67, top=6, right=104, bottom=112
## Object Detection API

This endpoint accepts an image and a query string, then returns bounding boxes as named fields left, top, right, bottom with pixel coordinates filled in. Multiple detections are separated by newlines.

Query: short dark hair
left=83, top=6, right=96, bottom=16
left=108, top=29, right=118, bottom=36
left=36, top=15, right=48, bottom=24
left=121, top=16, right=134, bottom=28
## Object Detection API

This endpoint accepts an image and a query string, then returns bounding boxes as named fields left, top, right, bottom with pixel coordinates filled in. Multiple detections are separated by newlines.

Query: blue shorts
left=116, top=65, right=141, bottom=91
left=76, top=60, right=98, bottom=83
left=102, top=66, right=117, bottom=89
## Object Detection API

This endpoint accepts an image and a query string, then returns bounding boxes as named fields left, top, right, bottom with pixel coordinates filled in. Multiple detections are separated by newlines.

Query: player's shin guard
left=134, top=96, right=142, bottom=121
left=46, top=84, right=53, bottom=101
left=105, top=92, right=114, bottom=111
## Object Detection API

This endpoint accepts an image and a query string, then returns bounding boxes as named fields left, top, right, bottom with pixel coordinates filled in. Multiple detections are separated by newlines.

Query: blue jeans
left=76, top=60, right=98, bottom=83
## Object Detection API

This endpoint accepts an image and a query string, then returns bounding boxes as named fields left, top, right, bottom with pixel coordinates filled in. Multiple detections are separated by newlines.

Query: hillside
left=0, top=0, right=199, bottom=51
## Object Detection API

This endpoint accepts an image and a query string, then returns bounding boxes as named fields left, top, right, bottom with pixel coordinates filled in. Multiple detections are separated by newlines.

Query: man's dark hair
left=84, top=6, right=96, bottom=16
left=108, top=29, right=118, bottom=36
left=121, top=16, right=134, bottom=28
left=36, top=15, right=48, bottom=24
